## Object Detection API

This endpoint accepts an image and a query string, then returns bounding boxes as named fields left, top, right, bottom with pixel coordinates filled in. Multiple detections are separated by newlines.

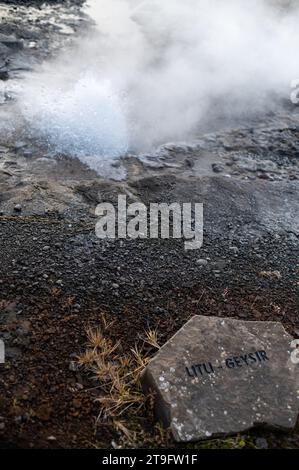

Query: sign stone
left=141, top=316, right=299, bottom=442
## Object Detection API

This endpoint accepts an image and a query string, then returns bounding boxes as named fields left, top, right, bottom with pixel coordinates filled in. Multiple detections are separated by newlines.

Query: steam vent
left=142, top=316, right=299, bottom=442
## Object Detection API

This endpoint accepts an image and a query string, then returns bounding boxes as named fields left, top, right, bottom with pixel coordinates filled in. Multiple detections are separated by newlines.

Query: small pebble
left=212, top=163, right=225, bottom=173
left=14, top=204, right=22, bottom=212
left=255, top=437, right=268, bottom=449
left=196, top=259, right=208, bottom=266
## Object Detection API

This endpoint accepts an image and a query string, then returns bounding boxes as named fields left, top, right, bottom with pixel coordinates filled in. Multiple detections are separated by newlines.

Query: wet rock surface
left=0, top=1, right=89, bottom=84
left=142, top=316, right=299, bottom=442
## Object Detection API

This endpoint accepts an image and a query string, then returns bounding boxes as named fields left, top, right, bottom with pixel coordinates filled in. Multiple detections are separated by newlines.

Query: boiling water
left=9, top=0, right=299, bottom=171
left=21, top=74, right=129, bottom=160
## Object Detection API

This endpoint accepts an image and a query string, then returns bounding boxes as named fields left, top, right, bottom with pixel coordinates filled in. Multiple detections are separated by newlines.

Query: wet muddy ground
left=0, top=1, right=298, bottom=448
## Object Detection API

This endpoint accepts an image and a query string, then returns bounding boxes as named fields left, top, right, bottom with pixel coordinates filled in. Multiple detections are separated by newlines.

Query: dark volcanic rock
left=142, top=316, right=299, bottom=442
left=1, top=0, right=84, bottom=5
left=0, top=68, right=9, bottom=80
left=0, top=43, right=10, bottom=57
left=0, top=34, right=23, bottom=51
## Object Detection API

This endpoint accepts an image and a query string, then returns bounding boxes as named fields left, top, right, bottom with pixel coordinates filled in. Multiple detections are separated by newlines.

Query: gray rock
left=14, top=204, right=22, bottom=212
left=236, top=157, right=258, bottom=172
left=256, top=160, right=278, bottom=173
left=0, top=34, right=23, bottom=51
left=0, top=68, right=9, bottom=81
left=255, top=437, right=268, bottom=449
left=142, top=315, right=299, bottom=442
left=196, top=259, right=208, bottom=266
left=0, top=43, right=10, bottom=57
left=69, top=361, right=78, bottom=372
left=23, top=149, right=33, bottom=158
left=14, top=141, right=26, bottom=151
left=212, top=163, right=225, bottom=173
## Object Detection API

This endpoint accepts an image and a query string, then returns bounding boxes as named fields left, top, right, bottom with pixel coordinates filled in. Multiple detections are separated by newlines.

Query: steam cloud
left=18, top=0, right=299, bottom=166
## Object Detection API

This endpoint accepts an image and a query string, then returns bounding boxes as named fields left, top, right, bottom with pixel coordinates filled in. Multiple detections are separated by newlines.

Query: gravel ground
left=0, top=214, right=298, bottom=448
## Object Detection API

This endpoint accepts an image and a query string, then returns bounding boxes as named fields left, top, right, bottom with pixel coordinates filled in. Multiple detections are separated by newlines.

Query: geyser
left=16, top=0, right=299, bottom=168
left=20, top=73, right=128, bottom=159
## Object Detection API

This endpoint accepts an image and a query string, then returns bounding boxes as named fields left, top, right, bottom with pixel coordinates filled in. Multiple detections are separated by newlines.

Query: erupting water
left=21, top=73, right=129, bottom=164
left=7, top=0, right=299, bottom=172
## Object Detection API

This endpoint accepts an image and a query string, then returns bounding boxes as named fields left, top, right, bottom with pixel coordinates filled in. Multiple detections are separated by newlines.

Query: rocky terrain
left=0, top=0, right=298, bottom=449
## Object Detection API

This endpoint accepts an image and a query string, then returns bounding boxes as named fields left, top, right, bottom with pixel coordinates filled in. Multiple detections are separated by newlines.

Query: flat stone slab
left=142, top=316, right=299, bottom=442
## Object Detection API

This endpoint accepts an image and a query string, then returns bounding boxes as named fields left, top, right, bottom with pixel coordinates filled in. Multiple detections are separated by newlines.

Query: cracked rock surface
left=142, top=316, right=299, bottom=442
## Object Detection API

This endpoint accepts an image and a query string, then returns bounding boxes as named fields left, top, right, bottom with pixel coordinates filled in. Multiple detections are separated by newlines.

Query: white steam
left=18, top=0, right=299, bottom=163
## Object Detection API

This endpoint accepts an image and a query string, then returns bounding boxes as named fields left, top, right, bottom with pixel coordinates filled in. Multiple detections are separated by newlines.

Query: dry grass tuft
left=77, top=317, right=157, bottom=424
left=76, top=316, right=174, bottom=447
left=144, top=328, right=160, bottom=350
